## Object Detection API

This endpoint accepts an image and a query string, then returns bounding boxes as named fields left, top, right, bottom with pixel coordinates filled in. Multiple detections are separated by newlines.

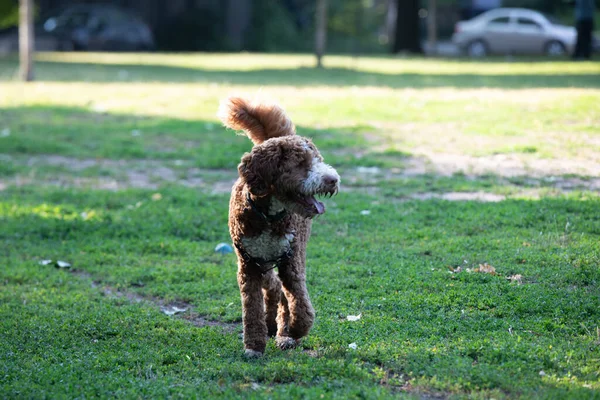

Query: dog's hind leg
left=262, top=270, right=281, bottom=338
left=238, top=262, right=267, bottom=357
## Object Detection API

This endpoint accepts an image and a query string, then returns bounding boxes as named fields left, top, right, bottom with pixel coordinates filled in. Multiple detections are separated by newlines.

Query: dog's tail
left=217, top=96, right=295, bottom=145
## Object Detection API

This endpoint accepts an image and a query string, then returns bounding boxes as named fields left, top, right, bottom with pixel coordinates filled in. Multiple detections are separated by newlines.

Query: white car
left=452, top=8, right=577, bottom=57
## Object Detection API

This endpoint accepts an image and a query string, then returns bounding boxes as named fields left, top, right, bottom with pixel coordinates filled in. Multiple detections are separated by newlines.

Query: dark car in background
left=43, top=4, right=154, bottom=51
left=0, top=4, right=154, bottom=52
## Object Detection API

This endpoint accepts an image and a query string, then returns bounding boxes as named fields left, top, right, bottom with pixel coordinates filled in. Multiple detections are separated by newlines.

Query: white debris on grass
left=346, top=314, right=362, bottom=322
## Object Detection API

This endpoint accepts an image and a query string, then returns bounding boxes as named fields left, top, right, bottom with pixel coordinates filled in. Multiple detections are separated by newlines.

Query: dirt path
left=1, top=154, right=599, bottom=201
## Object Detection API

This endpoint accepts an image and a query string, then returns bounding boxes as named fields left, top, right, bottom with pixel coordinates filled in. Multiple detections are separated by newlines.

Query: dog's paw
left=244, top=349, right=264, bottom=358
left=276, top=336, right=298, bottom=350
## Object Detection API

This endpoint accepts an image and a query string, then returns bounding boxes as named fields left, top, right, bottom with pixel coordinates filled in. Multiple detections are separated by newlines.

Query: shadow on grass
left=0, top=58, right=598, bottom=88
left=0, top=104, right=403, bottom=169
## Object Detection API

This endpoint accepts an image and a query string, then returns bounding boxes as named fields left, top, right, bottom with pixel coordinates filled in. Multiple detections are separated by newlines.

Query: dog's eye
left=298, top=156, right=310, bottom=168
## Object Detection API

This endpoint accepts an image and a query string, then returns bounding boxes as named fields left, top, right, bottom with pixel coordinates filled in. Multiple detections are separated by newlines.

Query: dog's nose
left=323, top=174, right=338, bottom=186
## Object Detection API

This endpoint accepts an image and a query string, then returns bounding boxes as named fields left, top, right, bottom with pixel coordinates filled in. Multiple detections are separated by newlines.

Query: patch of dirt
left=425, top=153, right=600, bottom=178
left=70, top=270, right=239, bottom=333
left=343, top=153, right=600, bottom=197
left=180, top=313, right=239, bottom=333
left=303, top=349, right=319, bottom=358
left=3, top=153, right=599, bottom=199
left=1, top=154, right=237, bottom=193
left=345, top=153, right=600, bottom=180
left=407, top=192, right=506, bottom=202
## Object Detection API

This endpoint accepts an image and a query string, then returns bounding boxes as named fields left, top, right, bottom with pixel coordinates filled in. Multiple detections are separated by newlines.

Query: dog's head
left=239, top=136, right=339, bottom=218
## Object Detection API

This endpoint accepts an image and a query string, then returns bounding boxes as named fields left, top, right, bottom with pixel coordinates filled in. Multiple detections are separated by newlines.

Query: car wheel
left=466, top=40, right=488, bottom=58
left=544, top=40, right=566, bottom=57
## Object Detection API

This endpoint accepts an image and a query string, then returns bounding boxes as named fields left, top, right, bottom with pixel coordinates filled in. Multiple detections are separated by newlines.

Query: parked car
left=42, top=4, right=154, bottom=51
left=0, top=4, right=154, bottom=53
left=0, top=25, right=72, bottom=53
left=452, top=8, right=592, bottom=57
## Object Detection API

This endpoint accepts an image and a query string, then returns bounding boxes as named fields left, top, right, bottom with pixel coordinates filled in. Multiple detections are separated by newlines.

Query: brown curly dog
left=218, top=96, right=340, bottom=357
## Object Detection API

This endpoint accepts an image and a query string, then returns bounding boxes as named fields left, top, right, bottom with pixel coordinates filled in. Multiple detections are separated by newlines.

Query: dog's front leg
left=277, top=259, right=315, bottom=345
left=237, top=261, right=267, bottom=357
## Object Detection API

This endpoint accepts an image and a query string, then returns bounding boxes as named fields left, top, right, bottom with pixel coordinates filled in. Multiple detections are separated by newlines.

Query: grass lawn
left=1, top=52, right=599, bottom=399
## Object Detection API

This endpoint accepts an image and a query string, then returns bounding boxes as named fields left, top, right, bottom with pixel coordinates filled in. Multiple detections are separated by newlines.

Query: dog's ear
left=238, top=146, right=281, bottom=197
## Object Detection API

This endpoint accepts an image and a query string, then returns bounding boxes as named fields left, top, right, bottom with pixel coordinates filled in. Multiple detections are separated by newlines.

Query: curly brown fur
left=219, top=96, right=340, bottom=357
left=218, top=96, right=296, bottom=145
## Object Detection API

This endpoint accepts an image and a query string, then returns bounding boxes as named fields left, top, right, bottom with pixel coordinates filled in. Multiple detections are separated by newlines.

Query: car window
left=517, top=17, right=541, bottom=29
left=102, top=9, right=132, bottom=25
left=487, top=16, right=511, bottom=25
left=58, top=11, right=90, bottom=29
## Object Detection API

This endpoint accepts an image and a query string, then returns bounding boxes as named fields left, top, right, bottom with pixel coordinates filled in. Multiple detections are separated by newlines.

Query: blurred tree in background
left=154, top=4, right=225, bottom=51
left=393, top=0, right=422, bottom=52
left=247, top=0, right=389, bottom=53
left=0, top=0, right=19, bottom=29
left=2, top=0, right=595, bottom=53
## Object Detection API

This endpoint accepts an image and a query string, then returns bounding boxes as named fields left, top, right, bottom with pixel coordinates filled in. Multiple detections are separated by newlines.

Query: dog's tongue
left=307, top=196, right=325, bottom=215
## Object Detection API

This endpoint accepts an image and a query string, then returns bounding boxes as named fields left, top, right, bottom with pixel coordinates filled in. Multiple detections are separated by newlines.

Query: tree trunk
left=392, top=0, right=422, bottom=54
left=426, top=0, right=437, bottom=55
left=226, top=0, right=252, bottom=51
left=315, top=0, right=327, bottom=68
left=19, top=0, right=34, bottom=81
left=385, top=0, right=398, bottom=44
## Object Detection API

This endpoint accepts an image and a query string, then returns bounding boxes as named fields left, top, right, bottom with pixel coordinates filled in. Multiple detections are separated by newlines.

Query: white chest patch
left=268, top=197, right=286, bottom=215
left=241, top=230, right=294, bottom=261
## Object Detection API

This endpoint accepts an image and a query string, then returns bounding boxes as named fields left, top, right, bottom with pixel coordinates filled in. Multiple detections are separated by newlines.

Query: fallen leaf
left=448, top=266, right=462, bottom=273
left=346, top=314, right=362, bottom=322
left=56, top=260, right=71, bottom=268
left=151, top=193, right=162, bottom=201
left=39, top=259, right=53, bottom=266
left=507, top=274, right=523, bottom=284
left=161, top=306, right=188, bottom=316
left=474, top=263, right=497, bottom=275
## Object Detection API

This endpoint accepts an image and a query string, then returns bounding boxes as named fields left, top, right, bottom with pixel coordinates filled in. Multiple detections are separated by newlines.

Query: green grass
left=1, top=53, right=600, bottom=399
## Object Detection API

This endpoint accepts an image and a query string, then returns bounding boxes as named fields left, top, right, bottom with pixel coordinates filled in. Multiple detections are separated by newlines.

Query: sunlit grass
left=1, top=82, right=598, bottom=167
left=1, top=52, right=600, bottom=399
left=32, top=51, right=600, bottom=75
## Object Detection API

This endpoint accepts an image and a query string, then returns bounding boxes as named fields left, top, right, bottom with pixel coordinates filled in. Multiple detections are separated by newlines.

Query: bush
left=154, top=6, right=226, bottom=51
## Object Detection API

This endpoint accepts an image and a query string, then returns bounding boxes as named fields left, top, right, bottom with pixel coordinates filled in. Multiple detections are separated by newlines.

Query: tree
left=392, top=0, right=422, bottom=54
left=19, top=0, right=34, bottom=81
left=315, top=0, right=327, bottom=68
left=426, top=0, right=437, bottom=55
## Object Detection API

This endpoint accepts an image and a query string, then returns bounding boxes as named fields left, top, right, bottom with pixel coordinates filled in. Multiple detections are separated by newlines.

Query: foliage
left=0, top=0, right=18, bottom=29
left=327, top=0, right=389, bottom=53
left=153, top=5, right=226, bottom=52
left=246, top=0, right=312, bottom=52
left=246, top=0, right=389, bottom=54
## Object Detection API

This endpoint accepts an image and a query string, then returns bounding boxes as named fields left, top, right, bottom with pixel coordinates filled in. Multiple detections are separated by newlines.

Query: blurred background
left=0, top=0, right=598, bottom=57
